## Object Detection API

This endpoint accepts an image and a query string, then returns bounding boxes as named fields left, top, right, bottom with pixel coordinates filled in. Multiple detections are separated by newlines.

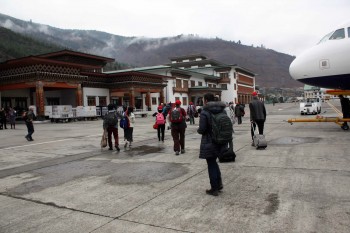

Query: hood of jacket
left=203, top=101, right=226, bottom=114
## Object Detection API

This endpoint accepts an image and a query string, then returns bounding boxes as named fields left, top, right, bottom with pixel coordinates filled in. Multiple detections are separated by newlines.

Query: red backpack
left=156, top=113, right=165, bottom=125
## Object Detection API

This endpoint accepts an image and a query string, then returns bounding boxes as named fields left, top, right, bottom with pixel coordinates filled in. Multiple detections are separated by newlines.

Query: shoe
left=25, top=136, right=30, bottom=141
left=181, top=149, right=185, bottom=154
left=29, top=138, right=34, bottom=141
left=206, top=189, right=219, bottom=196
left=124, top=141, right=128, bottom=148
left=115, top=146, right=120, bottom=152
left=175, top=151, right=180, bottom=155
left=251, top=141, right=255, bottom=146
left=108, top=147, right=113, bottom=151
left=129, top=143, right=132, bottom=148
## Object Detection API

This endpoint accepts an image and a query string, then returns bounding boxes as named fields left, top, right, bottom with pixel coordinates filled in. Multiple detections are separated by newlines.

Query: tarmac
left=0, top=101, right=349, bottom=233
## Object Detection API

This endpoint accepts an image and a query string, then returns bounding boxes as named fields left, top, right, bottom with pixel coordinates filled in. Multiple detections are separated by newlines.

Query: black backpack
left=170, top=108, right=183, bottom=123
left=104, top=112, right=118, bottom=126
left=210, top=112, right=233, bottom=144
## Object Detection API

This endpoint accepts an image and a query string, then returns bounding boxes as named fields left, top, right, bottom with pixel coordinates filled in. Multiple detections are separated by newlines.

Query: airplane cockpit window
left=329, top=28, right=345, bottom=40
left=317, top=31, right=333, bottom=44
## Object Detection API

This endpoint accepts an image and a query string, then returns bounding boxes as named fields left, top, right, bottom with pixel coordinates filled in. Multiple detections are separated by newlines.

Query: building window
left=99, top=96, right=107, bottom=106
left=176, top=79, right=182, bottom=88
left=220, top=73, right=228, bottom=78
left=198, top=81, right=203, bottom=86
left=191, top=80, right=195, bottom=87
left=208, top=84, right=212, bottom=88
left=221, top=84, right=227, bottom=90
left=87, top=96, right=96, bottom=106
left=183, top=80, right=188, bottom=88
left=234, top=73, right=236, bottom=79
left=234, top=84, right=237, bottom=90
left=182, top=97, right=188, bottom=105
left=152, top=97, right=157, bottom=105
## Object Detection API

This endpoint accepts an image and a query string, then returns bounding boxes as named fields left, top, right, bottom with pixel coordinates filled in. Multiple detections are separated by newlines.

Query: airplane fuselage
left=289, top=22, right=350, bottom=89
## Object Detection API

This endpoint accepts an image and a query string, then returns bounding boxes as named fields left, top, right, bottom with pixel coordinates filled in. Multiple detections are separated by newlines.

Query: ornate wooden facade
left=0, top=50, right=167, bottom=118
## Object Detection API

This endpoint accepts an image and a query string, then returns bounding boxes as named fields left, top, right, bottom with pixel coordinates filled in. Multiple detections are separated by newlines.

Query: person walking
left=339, top=95, right=350, bottom=129
left=0, top=108, right=7, bottom=130
left=187, top=102, right=197, bottom=125
left=123, top=106, right=135, bottom=148
left=8, top=107, right=16, bottom=129
left=234, top=102, right=245, bottom=125
left=24, top=107, right=35, bottom=141
left=103, top=104, right=122, bottom=151
left=249, top=91, right=266, bottom=145
left=168, top=100, right=187, bottom=155
left=155, top=105, right=166, bottom=142
left=197, top=93, right=227, bottom=196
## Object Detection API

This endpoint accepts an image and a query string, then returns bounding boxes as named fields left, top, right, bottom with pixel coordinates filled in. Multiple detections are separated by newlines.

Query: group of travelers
left=0, top=107, right=17, bottom=130
left=102, top=104, right=135, bottom=151
left=149, top=92, right=266, bottom=197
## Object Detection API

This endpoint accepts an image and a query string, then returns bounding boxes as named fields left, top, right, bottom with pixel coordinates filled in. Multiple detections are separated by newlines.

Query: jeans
left=157, top=124, right=165, bottom=141
left=25, top=122, right=34, bottom=139
left=107, top=126, right=119, bottom=148
left=171, top=126, right=185, bottom=152
left=206, top=157, right=222, bottom=190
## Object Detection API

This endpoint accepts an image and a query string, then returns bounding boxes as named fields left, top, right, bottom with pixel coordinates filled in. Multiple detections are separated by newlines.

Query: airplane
left=289, top=21, right=350, bottom=90
left=288, top=21, right=350, bottom=130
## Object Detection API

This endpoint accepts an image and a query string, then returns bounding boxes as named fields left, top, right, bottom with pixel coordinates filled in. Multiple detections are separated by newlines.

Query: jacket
left=249, top=97, right=266, bottom=122
left=197, top=101, right=228, bottom=159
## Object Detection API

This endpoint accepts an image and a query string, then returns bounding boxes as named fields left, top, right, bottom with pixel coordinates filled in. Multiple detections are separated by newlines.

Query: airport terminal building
left=0, top=50, right=256, bottom=118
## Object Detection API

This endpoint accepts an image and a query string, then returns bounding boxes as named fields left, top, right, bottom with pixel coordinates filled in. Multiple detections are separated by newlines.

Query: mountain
left=0, top=13, right=300, bottom=88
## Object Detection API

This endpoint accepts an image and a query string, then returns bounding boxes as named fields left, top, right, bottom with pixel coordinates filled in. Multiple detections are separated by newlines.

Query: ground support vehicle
left=300, top=98, right=321, bottom=115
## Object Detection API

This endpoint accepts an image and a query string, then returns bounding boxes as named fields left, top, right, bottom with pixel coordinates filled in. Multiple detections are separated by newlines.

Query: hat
left=175, top=100, right=181, bottom=105
left=252, top=91, right=258, bottom=96
left=189, top=102, right=193, bottom=105
left=158, top=106, right=163, bottom=110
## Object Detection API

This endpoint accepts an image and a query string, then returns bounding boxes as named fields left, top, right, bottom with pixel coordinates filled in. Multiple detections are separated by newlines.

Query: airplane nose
left=289, top=57, right=303, bottom=81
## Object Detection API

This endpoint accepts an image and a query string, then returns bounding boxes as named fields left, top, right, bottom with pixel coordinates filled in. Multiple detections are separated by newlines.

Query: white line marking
left=1, top=134, right=101, bottom=150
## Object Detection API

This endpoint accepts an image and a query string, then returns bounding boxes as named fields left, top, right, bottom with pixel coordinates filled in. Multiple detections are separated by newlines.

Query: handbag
left=100, top=129, right=107, bottom=148
left=153, top=123, right=158, bottom=129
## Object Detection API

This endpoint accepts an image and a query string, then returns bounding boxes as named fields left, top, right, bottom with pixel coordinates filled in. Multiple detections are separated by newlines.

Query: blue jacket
left=197, top=101, right=228, bottom=159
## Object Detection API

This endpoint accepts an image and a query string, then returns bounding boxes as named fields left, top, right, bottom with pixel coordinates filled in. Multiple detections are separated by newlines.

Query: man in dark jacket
left=339, top=95, right=350, bottom=128
left=197, top=93, right=227, bottom=196
left=249, top=91, right=266, bottom=145
left=24, top=107, right=35, bottom=141
left=234, top=102, right=245, bottom=124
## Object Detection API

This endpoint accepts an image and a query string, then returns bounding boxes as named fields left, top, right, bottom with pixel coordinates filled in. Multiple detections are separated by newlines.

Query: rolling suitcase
left=252, top=123, right=267, bottom=150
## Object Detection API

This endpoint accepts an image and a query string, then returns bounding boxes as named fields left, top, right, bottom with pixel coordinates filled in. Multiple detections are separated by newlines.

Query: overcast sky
left=0, top=0, right=349, bottom=56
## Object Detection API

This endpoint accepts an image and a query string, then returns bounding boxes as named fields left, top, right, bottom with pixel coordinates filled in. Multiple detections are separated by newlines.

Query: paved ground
left=0, top=101, right=349, bottom=233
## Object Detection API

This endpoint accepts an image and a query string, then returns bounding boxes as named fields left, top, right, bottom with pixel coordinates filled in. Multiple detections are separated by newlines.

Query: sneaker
left=181, top=149, right=185, bottom=154
left=108, top=147, right=113, bottom=151
left=124, top=141, right=128, bottom=148
left=175, top=151, right=180, bottom=155
left=206, top=189, right=219, bottom=196
left=25, top=136, right=30, bottom=141
left=115, top=146, right=120, bottom=152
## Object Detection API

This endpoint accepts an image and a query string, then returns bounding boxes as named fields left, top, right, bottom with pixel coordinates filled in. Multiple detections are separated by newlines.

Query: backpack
left=119, top=113, right=130, bottom=129
left=104, top=112, right=118, bottom=126
left=210, top=112, right=233, bottom=144
left=156, top=113, right=165, bottom=125
left=170, top=108, right=183, bottom=123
